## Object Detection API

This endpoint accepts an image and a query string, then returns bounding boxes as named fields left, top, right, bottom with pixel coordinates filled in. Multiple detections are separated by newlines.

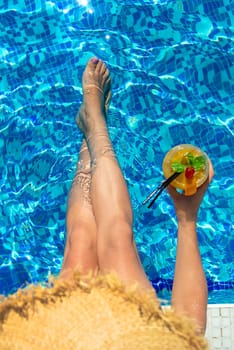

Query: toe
left=100, top=61, right=108, bottom=75
left=103, top=68, right=110, bottom=82
left=85, top=58, right=98, bottom=75
left=91, top=57, right=99, bottom=64
left=94, top=59, right=104, bottom=74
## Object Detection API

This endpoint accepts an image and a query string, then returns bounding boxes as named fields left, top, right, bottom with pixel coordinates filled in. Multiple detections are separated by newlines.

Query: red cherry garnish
left=185, top=166, right=195, bottom=179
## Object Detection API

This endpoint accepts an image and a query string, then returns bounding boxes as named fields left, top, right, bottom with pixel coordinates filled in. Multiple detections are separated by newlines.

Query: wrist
left=176, top=211, right=198, bottom=225
left=177, top=219, right=198, bottom=241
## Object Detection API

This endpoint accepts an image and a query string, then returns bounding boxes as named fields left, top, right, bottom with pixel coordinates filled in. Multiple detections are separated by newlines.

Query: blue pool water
left=0, top=0, right=233, bottom=303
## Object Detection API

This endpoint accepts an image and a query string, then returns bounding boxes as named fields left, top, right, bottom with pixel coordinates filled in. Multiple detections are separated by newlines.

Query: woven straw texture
left=0, top=273, right=209, bottom=350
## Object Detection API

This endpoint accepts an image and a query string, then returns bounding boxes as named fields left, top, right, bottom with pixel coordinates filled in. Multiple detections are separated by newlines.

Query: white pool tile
left=205, top=304, right=234, bottom=350
left=211, top=308, right=220, bottom=317
left=212, top=338, right=222, bottom=348
left=222, top=317, right=231, bottom=327
left=222, top=326, right=230, bottom=337
left=212, top=317, right=221, bottom=328
left=222, top=338, right=232, bottom=348
left=221, top=308, right=230, bottom=317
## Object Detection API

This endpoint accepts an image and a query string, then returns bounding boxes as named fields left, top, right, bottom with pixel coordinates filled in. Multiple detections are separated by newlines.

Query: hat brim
left=0, top=272, right=209, bottom=349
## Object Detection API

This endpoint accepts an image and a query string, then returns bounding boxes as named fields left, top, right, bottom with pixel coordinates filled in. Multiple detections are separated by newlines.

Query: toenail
left=91, top=57, right=99, bottom=64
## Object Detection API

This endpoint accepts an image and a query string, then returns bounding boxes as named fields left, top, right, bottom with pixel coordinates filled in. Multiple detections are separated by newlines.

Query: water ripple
left=0, top=0, right=233, bottom=300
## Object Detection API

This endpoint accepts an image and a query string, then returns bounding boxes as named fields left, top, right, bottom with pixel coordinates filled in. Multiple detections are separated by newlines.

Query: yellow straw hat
left=0, top=272, right=209, bottom=350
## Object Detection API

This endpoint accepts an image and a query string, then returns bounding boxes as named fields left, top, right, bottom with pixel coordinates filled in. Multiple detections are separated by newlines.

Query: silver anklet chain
left=91, top=147, right=116, bottom=171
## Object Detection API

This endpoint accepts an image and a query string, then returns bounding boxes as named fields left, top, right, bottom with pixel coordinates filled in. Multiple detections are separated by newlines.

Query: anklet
left=91, top=148, right=116, bottom=172
left=84, top=84, right=103, bottom=95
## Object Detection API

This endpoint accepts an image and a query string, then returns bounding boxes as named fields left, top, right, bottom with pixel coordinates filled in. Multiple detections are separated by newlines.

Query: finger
left=196, top=158, right=214, bottom=195
left=207, top=158, right=214, bottom=183
left=166, top=185, right=183, bottom=199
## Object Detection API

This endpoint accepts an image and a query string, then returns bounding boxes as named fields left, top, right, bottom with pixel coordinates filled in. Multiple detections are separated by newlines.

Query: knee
left=66, top=222, right=96, bottom=251
left=98, top=217, right=133, bottom=252
left=62, top=222, right=97, bottom=272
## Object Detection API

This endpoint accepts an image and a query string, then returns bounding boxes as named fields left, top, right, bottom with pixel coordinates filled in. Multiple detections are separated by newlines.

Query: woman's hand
left=167, top=159, right=214, bottom=223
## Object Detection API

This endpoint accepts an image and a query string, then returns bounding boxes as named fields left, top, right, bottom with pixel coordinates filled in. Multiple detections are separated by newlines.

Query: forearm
left=172, top=219, right=208, bottom=333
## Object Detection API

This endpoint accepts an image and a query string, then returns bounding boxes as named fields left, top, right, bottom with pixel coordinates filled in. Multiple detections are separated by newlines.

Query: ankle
left=90, top=150, right=116, bottom=172
left=86, top=131, right=115, bottom=165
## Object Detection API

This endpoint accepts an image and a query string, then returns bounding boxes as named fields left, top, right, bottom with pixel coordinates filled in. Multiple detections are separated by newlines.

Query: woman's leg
left=77, top=58, right=152, bottom=290
left=60, top=59, right=112, bottom=281
left=59, top=137, right=98, bottom=280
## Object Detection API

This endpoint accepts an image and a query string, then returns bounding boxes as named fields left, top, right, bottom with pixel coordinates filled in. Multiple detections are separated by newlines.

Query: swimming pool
left=0, top=0, right=233, bottom=303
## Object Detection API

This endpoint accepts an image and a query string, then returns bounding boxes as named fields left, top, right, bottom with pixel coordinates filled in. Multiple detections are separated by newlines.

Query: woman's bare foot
left=76, top=58, right=111, bottom=136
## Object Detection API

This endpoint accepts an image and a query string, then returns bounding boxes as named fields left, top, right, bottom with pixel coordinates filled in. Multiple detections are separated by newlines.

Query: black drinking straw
left=142, top=172, right=181, bottom=208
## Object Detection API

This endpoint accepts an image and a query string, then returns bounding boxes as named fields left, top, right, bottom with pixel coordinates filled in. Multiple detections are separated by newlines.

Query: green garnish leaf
left=171, top=153, right=206, bottom=173
left=171, top=161, right=185, bottom=173
left=186, top=152, right=195, bottom=166
left=192, top=155, right=206, bottom=171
